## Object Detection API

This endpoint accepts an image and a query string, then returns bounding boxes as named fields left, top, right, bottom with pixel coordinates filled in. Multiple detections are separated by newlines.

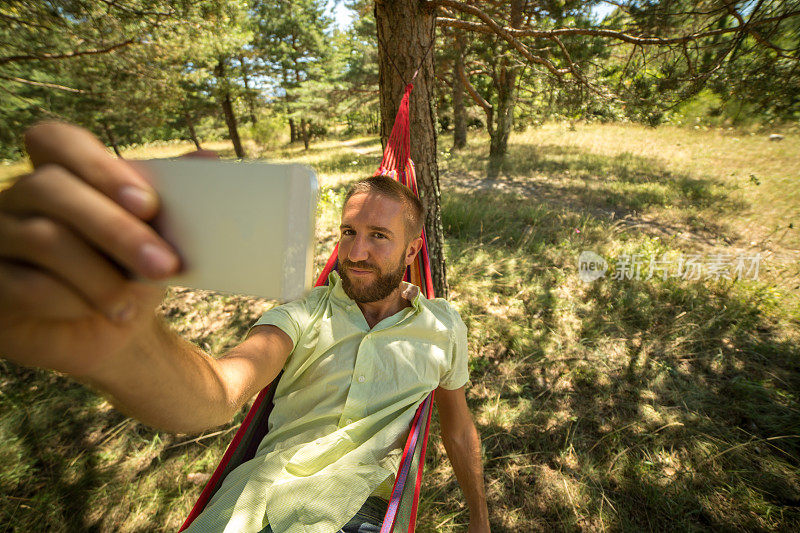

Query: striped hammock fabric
left=180, top=83, right=435, bottom=533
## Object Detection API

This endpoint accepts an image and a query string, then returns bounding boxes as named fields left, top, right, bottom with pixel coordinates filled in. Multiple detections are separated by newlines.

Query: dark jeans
left=258, top=496, right=387, bottom=533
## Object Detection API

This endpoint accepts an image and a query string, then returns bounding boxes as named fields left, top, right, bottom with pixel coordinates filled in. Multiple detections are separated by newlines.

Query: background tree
left=252, top=0, right=333, bottom=144
left=431, top=0, right=800, bottom=175
left=336, top=0, right=381, bottom=135
left=2, top=0, right=799, bottom=295
left=374, top=0, right=448, bottom=296
left=451, top=26, right=469, bottom=150
left=205, top=2, right=254, bottom=159
left=0, top=0, right=175, bottom=157
left=0, top=0, right=252, bottom=159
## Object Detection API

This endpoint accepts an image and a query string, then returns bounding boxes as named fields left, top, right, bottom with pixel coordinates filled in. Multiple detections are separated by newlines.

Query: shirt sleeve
left=249, top=297, right=314, bottom=351
left=438, top=307, right=469, bottom=390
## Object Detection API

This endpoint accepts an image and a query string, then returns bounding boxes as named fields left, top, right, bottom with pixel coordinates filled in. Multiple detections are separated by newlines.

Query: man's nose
left=347, top=235, right=369, bottom=262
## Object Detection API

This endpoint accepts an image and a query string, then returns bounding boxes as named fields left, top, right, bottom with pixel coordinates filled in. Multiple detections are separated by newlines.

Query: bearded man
left=0, top=122, right=490, bottom=533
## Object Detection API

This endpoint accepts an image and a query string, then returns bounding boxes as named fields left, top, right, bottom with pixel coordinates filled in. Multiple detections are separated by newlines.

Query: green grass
left=1, top=123, right=799, bottom=531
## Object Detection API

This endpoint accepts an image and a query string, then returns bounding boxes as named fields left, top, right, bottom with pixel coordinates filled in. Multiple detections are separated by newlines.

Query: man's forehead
left=342, top=192, right=405, bottom=228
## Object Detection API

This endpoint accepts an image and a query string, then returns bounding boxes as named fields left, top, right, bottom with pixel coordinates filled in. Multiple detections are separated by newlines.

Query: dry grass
left=1, top=123, right=798, bottom=531
left=423, top=122, right=799, bottom=531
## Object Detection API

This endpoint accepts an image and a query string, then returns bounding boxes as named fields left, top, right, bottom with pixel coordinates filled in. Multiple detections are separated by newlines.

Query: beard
left=340, top=256, right=407, bottom=303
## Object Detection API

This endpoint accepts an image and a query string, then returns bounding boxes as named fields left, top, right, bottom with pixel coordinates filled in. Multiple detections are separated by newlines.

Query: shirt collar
left=328, top=270, right=423, bottom=311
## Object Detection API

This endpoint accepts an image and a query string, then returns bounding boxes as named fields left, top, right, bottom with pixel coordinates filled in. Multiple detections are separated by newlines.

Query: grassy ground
left=0, top=123, right=798, bottom=531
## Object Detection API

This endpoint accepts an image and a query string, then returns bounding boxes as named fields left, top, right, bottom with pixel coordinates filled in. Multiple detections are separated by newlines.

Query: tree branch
left=457, top=59, right=492, bottom=114
left=550, top=35, right=610, bottom=98
left=0, top=75, right=87, bottom=93
left=600, top=0, right=730, bottom=18
left=432, top=3, right=800, bottom=47
left=0, top=12, right=55, bottom=30
left=97, top=0, right=174, bottom=17
left=0, top=39, right=137, bottom=66
left=0, top=85, right=67, bottom=121
left=432, top=3, right=568, bottom=80
left=722, top=0, right=798, bottom=60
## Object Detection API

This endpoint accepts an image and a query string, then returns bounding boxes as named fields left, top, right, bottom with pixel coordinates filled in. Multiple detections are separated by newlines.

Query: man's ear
left=404, top=235, right=424, bottom=265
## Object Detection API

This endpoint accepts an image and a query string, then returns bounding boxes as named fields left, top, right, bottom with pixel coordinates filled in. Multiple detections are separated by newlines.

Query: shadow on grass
left=0, top=288, right=277, bottom=532
left=444, top=142, right=747, bottom=247
left=1, top=135, right=796, bottom=531
left=0, top=364, right=122, bottom=531
left=337, top=137, right=382, bottom=150
left=423, top=189, right=800, bottom=531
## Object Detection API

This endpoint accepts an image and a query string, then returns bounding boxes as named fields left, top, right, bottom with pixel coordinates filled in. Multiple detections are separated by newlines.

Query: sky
left=327, top=1, right=353, bottom=30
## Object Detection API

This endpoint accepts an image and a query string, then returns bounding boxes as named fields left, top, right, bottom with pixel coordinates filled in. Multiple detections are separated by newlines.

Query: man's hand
left=0, top=122, right=290, bottom=434
left=436, top=386, right=491, bottom=532
left=0, top=121, right=182, bottom=377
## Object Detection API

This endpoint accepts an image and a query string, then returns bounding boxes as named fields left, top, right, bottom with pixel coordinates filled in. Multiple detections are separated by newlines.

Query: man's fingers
left=0, top=166, right=180, bottom=279
left=0, top=260, right=91, bottom=320
left=23, top=121, right=159, bottom=220
left=0, top=212, right=136, bottom=321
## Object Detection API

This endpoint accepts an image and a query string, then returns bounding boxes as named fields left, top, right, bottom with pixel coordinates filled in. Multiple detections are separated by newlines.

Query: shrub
left=242, top=113, right=287, bottom=149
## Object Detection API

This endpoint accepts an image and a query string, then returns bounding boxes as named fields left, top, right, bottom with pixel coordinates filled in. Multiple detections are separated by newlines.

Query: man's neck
left=356, top=286, right=411, bottom=329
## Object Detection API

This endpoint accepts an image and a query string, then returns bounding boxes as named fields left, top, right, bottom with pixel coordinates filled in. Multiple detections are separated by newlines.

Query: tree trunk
left=184, top=111, right=202, bottom=150
left=292, top=59, right=304, bottom=144
left=102, top=121, right=122, bottom=158
left=375, top=0, right=447, bottom=297
left=239, top=54, right=258, bottom=124
left=452, top=29, right=467, bottom=151
left=486, top=0, right=523, bottom=179
left=301, top=118, right=311, bottom=150
left=215, top=58, right=245, bottom=159
left=487, top=73, right=515, bottom=178
left=281, top=69, right=297, bottom=143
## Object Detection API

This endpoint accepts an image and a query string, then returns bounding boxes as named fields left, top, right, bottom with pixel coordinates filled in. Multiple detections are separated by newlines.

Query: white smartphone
left=133, top=159, right=318, bottom=301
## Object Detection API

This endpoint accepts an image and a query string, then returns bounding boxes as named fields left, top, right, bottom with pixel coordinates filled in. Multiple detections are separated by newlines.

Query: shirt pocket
left=372, top=339, right=443, bottom=400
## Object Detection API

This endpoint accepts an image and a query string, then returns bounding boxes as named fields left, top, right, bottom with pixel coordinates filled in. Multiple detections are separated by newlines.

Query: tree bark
left=102, top=121, right=122, bottom=158
left=215, top=58, right=245, bottom=159
left=281, top=68, right=297, bottom=143
left=239, top=54, right=258, bottom=125
left=184, top=111, right=202, bottom=150
left=375, top=0, right=447, bottom=297
left=301, top=118, right=311, bottom=150
left=486, top=67, right=516, bottom=178
left=486, top=0, right=523, bottom=179
left=452, top=29, right=467, bottom=150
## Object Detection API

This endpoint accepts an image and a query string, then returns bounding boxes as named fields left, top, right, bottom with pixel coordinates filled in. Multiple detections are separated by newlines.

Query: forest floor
left=0, top=122, right=798, bottom=532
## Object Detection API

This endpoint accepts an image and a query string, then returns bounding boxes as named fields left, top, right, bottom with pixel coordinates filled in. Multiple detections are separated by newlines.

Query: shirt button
left=357, top=375, right=366, bottom=383
left=346, top=418, right=353, bottom=425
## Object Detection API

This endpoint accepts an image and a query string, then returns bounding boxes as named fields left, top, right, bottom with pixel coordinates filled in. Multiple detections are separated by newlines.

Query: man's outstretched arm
left=0, top=121, right=291, bottom=434
left=87, top=323, right=292, bottom=434
left=436, top=385, right=490, bottom=532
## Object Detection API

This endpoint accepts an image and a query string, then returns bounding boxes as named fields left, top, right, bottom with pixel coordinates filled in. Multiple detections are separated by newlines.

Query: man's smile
left=348, top=267, right=374, bottom=276
left=342, top=261, right=378, bottom=277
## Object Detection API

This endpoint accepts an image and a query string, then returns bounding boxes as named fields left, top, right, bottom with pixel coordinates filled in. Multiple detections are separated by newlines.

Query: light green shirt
left=185, top=271, right=469, bottom=533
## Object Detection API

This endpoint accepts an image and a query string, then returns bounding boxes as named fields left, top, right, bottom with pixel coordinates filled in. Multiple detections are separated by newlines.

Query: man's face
left=338, top=192, right=420, bottom=303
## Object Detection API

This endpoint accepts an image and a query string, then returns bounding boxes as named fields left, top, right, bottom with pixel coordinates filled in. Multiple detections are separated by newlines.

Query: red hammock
left=180, top=83, right=436, bottom=533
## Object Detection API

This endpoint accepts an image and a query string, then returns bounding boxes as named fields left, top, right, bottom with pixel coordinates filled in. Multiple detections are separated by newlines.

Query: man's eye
left=342, top=229, right=355, bottom=236
left=373, top=233, right=386, bottom=239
